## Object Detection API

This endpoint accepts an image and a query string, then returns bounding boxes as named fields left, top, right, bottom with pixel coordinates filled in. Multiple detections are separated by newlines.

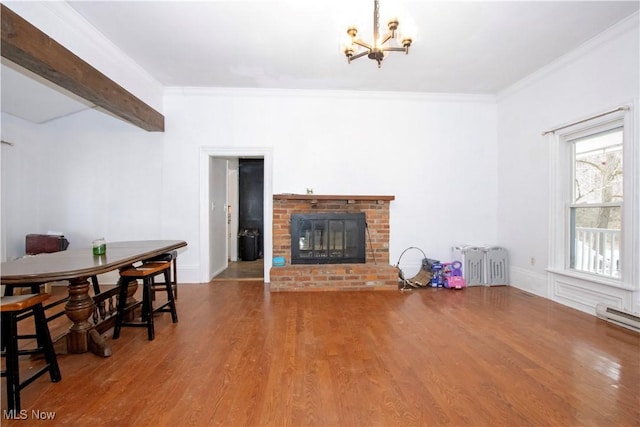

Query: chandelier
left=342, top=0, right=413, bottom=68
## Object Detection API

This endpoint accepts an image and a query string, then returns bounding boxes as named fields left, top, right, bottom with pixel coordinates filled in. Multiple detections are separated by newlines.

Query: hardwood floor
left=2, top=283, right=638, bottom=426
left=212, top=259, right=264, bottom=281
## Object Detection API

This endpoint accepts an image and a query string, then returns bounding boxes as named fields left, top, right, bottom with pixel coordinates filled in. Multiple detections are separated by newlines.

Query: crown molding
left=164, top=86, right=496, bottom=104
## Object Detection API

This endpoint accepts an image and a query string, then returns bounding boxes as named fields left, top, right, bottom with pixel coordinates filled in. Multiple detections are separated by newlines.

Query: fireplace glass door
left=291, top=213, right=366, bottom=264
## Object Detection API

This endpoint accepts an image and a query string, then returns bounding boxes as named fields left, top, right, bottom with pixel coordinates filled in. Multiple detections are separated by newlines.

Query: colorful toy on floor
left=450, top=260, right=463, bottom=277
left=447, top=275, right=466, bottom=289
left=444, top=260, right=466, bottom=289
left=430, top=262, right=445, bottom=287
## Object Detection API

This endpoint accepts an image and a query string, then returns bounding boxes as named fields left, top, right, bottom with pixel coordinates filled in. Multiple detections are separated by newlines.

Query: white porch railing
left=573, top=227, right=621, bottom=278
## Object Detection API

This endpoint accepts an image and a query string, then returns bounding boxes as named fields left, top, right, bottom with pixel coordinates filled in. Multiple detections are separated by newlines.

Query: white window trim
left=548, top=102, right=638, bottom=294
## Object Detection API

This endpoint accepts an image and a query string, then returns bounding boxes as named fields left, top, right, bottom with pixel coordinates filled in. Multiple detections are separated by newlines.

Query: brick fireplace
left=270, top=194, right=399, bottom=292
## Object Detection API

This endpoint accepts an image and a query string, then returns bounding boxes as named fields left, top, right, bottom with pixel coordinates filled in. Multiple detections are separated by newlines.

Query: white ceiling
left=1, top=59, right=94, bottom=124
left=1, top=1, right=638, bottom=124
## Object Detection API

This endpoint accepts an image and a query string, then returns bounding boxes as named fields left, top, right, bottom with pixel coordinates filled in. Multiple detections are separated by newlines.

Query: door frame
left=199, top=146, right=273, bottom=283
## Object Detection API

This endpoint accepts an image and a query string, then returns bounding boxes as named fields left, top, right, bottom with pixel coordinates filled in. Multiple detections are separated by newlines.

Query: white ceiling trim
left=164, top=86, right=497, bottom=104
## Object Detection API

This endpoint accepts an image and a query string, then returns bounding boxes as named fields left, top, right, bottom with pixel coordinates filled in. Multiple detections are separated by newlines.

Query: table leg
left=122, top=276, right=139, bottom=322
left=64, top=277, right=112, bottom=356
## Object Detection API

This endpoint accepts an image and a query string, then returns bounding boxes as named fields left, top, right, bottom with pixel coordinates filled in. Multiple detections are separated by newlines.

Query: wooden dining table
left=1, top=240, right=187, bottom=357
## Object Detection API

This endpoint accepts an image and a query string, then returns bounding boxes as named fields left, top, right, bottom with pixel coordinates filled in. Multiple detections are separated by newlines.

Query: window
left=569, top=127, right=623, bottom=278
left=549, top=105, right=637, bottom=288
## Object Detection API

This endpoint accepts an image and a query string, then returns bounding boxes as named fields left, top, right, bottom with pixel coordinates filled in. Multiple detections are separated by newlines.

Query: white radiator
left=596, top=304, right=640, bottom=333
left=485, top=246, right=509, bottom=285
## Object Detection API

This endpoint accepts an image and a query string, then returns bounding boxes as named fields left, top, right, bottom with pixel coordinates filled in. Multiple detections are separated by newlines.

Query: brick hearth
left=270, top=194, right=398, bottom=292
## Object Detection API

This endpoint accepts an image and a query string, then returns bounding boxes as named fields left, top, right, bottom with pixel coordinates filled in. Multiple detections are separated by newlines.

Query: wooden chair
left=113, top=261, right=177, bottom=341
left=1, top=294, right=61, bottom=412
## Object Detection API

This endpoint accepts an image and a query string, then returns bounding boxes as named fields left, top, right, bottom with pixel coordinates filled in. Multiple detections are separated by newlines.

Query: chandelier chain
left=373, top=0, right=380, bottom=45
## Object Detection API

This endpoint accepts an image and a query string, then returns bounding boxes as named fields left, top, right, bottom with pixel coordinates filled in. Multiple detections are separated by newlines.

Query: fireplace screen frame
left=290, top=212, right=366, bottom=264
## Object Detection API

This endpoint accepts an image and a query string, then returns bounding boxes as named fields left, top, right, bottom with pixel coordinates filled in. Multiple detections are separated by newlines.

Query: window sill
left=546, top=268, right=636, bottom=291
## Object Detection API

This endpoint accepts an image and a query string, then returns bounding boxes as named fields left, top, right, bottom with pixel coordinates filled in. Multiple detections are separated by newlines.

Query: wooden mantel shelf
left=274, top=194, right=394, bottom=201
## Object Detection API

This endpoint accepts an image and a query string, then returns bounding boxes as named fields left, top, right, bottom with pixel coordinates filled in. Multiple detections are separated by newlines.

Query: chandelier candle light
left=343, top=0, right=413, bottom=68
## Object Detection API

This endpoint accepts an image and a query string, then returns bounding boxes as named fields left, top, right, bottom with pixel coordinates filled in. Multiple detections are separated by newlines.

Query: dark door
left=238, top=159, right=264, bottom=259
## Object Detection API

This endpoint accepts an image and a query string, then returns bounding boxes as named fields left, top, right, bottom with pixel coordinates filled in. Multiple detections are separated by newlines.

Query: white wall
left=1, top=109, right=166, bottom=259
left=1, top=88, right=498, bottom=283
left=164, top=89, right=498, bottom=280
left=496, top=13, right=639, bottom=312
left=1, top=114, right=43, bottom=261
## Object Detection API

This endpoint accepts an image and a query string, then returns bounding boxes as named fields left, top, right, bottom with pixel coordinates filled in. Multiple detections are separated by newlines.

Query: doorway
left=199, top=147, right=273, bottom=283
left=216, top=158, right=264, bottom=281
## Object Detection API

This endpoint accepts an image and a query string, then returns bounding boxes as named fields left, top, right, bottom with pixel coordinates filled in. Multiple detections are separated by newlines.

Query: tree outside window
left=569, top=128, right=623, bottom=278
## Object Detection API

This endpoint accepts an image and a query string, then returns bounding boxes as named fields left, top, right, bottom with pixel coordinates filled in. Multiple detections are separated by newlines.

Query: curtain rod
left=542, top=105, right=630, bottom=136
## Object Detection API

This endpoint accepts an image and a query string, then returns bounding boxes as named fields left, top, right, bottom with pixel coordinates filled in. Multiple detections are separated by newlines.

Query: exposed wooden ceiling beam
left=1, top=4, right=164, bottom=132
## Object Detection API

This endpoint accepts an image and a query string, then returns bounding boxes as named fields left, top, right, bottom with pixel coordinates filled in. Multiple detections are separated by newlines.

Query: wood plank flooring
left=212, top=259, right=264, bottom=281
left=2, top=283, right=639, bottom=426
